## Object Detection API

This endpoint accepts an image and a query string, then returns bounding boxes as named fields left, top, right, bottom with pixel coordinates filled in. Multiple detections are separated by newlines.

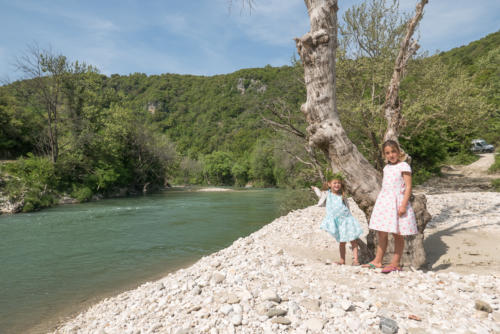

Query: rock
left=0, top=198, right=24, bottom=214
left=330, top=307, right=345, bottom=317
left=475, top=300, right=493, bottom=313
left=187, top=305, right=201, bottom=313
left=261, top=289, right=281, bottom=303
left=271, top=257, right=281, bottom=266
left=288, top=301, right=300, bottom=315
left=256, top=302, right=272, bottom=316
left=304, top=318, right=324, bottom=331
left=341, top=300, right=354, bottom=311
left=289, top=279, right=306, bottom=290
left=300, top=298, right=320, bottom=312
left=239, top=289, right=253, bottom=301
left=212, top=272, right=225, bottom=284
left=474, top=310, right=489, bottom=319
left=379, top=317, right=399, bottom=334
left=271, top=316, right=291, bottom=325
left=58, top=195, right=78, bottom=204
left=226, top=293, right=240, bottom=304
left=230, top=313, right=242, bottom=326
left=266, top=307, right=287, bottom=318
left=175, top=329, right=190, bottom=334
left=258, top=315, right=268, bottom=322
left=192, top=286, right=201, bottom=295
left=346, top=317, right=360, bottom=331
left=220, top=304, right=233, bottom=315
left=233, top=304, right=242, bottom=314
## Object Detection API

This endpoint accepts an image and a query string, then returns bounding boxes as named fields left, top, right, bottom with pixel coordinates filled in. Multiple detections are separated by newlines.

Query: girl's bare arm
left=399, top=172, right=412, bottom=216
left=311, top=186, right=322, bottom=198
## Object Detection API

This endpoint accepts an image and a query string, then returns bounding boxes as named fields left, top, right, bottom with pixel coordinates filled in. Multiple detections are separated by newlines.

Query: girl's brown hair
left=326, top=177, right=348, bottom=206
left=382, top=140, right=407, bottom=162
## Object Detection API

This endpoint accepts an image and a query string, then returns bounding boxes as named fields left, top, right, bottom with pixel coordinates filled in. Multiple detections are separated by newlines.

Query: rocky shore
left=51, top=192, right=500, bottom=334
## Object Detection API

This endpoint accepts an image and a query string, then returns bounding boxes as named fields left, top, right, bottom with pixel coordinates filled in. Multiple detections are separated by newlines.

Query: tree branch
left=383, top=0, right=428, bottom=143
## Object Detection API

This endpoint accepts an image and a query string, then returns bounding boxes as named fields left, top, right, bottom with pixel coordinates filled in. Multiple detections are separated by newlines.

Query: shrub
left=488, top=154, right=500, bottom=173
left=446, top=152, right=480, bottom=165
left=2, top=154, right=60, bottom=211
left=277, top=189, right=317, bottom=215
left=400, top=129, right=447, bottom=184
left=492, top=179, right=500, bottom=192
left=71, top=185, right=93, bottom=202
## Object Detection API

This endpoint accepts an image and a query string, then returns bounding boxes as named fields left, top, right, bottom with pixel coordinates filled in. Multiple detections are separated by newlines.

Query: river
left=0, top=188, right=298, bottom=334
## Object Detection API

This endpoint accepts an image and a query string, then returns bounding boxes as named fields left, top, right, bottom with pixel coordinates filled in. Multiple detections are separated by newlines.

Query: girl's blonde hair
left=382, top=140, right=407, bottom=162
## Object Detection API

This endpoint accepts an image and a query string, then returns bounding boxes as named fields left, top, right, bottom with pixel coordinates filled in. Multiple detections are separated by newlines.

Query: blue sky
left=1, top=0, right=499, bottom=81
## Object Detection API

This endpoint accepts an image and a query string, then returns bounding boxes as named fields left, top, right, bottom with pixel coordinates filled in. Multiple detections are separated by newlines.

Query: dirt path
left=416, top=153, right=498, bottom=194
left=447, top=153, right=498, bottom=178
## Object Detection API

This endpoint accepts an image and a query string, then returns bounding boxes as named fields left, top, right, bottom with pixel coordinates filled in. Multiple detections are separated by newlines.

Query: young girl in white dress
left=312, top=176, right=363, bottom=265
left=363, top=140, right=417, bottom=273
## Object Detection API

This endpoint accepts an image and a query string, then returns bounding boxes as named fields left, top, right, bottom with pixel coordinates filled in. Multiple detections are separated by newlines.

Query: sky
left=0, top=0, right=499, bottom=82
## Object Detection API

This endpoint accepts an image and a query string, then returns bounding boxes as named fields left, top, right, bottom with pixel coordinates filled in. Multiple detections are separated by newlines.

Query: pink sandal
left=381, top=265, right=402, bottom=274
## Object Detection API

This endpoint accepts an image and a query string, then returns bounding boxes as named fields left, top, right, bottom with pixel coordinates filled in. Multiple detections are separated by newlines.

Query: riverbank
left=51, top=192, right=500, bottom=333
left=0, top=186, right=243, bottom=215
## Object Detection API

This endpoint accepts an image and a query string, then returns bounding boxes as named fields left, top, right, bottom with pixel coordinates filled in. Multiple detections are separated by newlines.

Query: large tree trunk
left=296, top=0, right=430, bottom=268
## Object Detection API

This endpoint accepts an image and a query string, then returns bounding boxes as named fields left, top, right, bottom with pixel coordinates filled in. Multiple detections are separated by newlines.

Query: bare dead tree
left=383, top=0, right=427, bottom=144
left=15, top=44, right=70, bottom=163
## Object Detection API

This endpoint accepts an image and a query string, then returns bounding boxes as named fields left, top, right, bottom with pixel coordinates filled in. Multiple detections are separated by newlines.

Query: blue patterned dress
left=320, top=190, right=363, bottom=242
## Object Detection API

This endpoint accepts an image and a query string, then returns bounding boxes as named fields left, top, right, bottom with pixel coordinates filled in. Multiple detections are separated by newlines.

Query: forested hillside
left=0, top=30, right=498, bottom=212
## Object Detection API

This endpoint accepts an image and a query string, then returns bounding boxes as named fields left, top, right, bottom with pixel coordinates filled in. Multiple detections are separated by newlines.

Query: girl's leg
left=372, top=231, right=388, bottom=267
left=390, top=234, right=405, bottom=267
left=337, top=242, right=346, bottom=264
left=350, top=240, right=359, bottom=265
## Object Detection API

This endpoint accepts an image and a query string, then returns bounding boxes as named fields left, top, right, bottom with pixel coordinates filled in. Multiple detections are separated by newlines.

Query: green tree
left=249, top=140, right=276, bottom=186
left=202, top=151, right=235, bottom=185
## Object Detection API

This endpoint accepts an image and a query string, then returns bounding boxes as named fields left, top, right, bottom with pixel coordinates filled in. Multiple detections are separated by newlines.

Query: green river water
left=0, top=188, right=290, bottom=333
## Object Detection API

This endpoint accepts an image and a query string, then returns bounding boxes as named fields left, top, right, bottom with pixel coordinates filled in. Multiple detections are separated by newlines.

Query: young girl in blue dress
left=314, top=176, right=364, bottom=265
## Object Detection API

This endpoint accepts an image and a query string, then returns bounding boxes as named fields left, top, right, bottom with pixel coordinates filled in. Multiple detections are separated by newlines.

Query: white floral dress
left=368, top=162, right=418, bottom=235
